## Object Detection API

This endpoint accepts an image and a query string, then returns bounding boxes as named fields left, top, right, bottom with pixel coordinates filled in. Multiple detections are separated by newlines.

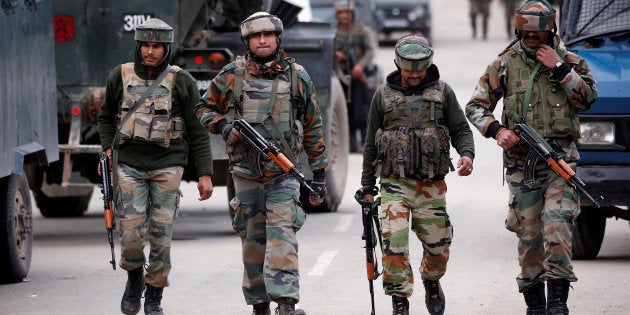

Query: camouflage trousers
left=230, top=174, right=306, bottom=305
left=505, top=167, right=580, bottom=292
left=115, top=163, right=183, bottom=288
left=379, top=177, right=453, bottom=297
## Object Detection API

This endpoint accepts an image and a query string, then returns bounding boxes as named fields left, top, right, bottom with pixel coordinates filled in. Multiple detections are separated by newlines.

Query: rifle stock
left=99, top=152, right=117, bottom=270
left=232, top=119, right=319, bottom=199
left=513, top=123, right=603, bottom=207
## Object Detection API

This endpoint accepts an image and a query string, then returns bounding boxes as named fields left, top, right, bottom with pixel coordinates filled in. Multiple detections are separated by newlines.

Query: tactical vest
left=118, top=63, right=184, bottom=148
left=501, top=50, right=580, bottom=139
left=228, top=56, right=304, bottom=179
left=374, top=81, right=453, bottom=180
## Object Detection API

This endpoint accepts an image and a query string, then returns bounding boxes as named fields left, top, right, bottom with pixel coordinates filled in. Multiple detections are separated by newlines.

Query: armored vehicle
left=558, top=0, right=630, bottom=259
left=30, top=0, right=347, bottom=221
left=1, top=0, right=58, bottom=283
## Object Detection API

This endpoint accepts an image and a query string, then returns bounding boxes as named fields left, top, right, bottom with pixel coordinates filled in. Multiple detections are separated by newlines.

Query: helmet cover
left=134, top=18, right=174, bottom=43
left=514, top=0, right=556, bottom=32
left=240, top=12, right=284, bottom=39
left=395, top=34, right=433, bottom=71
left=334, top=0, right=355, bottom=12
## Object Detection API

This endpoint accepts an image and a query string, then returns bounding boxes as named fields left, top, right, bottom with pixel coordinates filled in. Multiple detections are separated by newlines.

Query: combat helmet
left=334, top=0, right=355, bottom=12
left=514, top=0, right=556, bottom=36
left=240, top=12, right=284, bottom=40
left=134, top=18, right=174, bottom=43
left=394, top=34, right=433, bottom=71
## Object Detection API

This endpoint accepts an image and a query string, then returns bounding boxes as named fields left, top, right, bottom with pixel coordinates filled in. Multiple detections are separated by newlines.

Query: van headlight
left=408, top=6, right=425, bottom=21
left=578, top=122, right=615, bottom=145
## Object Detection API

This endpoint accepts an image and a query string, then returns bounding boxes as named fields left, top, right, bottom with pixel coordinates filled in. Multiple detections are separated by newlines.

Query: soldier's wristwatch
left=553, top=61, right=564, bottom=69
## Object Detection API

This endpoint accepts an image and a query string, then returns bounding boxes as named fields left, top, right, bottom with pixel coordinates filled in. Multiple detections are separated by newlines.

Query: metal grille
left=569, top=0, right=630, bottom=40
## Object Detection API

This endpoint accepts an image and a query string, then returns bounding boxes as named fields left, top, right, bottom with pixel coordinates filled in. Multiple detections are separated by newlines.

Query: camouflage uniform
left=464, top=1, right=597, bottom=295
left=98, top=18, right=213, bottom=287
left=334, top=0, right=378, bottom=152
left=195, top=13, right=327, bottom=309
left=361, top=35, right=475, bottom=301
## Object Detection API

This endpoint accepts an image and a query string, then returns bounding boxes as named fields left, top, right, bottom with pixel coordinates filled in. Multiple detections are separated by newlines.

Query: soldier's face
left=336, top=11, right=353, bottom=26
left=520, top=30, right=549, bottom=49
left=248, top=32, right=278, bottom=58
left=400, top=68, right=427, bottom=87
left=140, top=42, right=165, bottom=67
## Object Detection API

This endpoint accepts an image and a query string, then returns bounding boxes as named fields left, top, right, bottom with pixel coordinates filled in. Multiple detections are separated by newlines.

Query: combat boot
left=275, top=298, right=305, bottom=315
left=547, top=279, right=570, bottom=315
left=143, top=284, right=164, bottom=315
left=523, top=282, right=546, bottom=315
left=422, top=278, right=445, bottom=315
left=392, top=295, right=409, bottom=315
left=121, top=267, right=144, bottom=315
left=253, top=302, right=271, bottom=315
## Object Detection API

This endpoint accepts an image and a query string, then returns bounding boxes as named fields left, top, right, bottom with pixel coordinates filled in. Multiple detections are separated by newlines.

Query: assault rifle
left=512, top=123, right=603, bottom=207
left=355, top=187, right=382, bottom=315
left=232, top=119, right=320, bottom=202
left=99, top=152, right=117, bottom=270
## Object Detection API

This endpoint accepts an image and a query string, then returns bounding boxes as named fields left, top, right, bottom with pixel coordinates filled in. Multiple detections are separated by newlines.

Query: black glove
left=310, top=169, right=327, bottom=203
left=218, top=120, right=241, bottom=145
left=354, top=186, right=379, bottom=205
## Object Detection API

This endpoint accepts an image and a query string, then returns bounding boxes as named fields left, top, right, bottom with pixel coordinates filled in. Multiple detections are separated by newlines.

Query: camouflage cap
left=514, top=0, right=556, bottom=32
left=334, top=0, right=355, bottom=12
left=240, top=12, right=284, bottom=39
left=134, top=18, right=174, bottom=43
left=394, top=34, right=433, bottom=71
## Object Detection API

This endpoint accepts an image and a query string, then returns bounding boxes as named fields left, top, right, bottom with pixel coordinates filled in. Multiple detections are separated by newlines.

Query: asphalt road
left=1, top=0, right=629, bottom=314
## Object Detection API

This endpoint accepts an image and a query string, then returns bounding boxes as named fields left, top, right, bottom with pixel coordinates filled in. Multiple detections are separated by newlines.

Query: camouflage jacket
left=195, top=51, right=328, bottom=179
left=465, top=36, right=597, bottom=168
left=361, top=65, right=475, bottom=187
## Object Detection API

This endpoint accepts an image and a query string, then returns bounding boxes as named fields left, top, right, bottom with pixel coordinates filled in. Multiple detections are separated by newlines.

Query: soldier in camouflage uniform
left=465, top=1, right=597, bottom=314
left=469, top=0, right=493, bottom=40
left=97, top=18, right=214, bottom=315
left=333, top=0, right=378, bottom=152
left=195, top=12, right=327, bottom=315
left=359, top=34, right=475, bottom=315
left=501, top=0, right=520, bottom=39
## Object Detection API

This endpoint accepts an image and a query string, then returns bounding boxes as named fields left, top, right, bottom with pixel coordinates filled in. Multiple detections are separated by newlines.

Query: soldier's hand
left=536, top=44, right=562, bottom=70
left=496, top=128, right=519, bottom=150
left=221, top=123, right=242, bottom=145
left=457, top=156, right=474, bottom=176
left=336, top=51, right=347, bottom=62
left=309, top=169, right=326, bottom=206
left=97, top=148, right=113, bottom=176
left=197, top=175, right=214, bottom=201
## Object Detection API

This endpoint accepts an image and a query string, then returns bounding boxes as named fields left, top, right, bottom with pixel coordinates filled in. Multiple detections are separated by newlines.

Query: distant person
left=359, top=34, right=475, bottom=315
left=97, top=18, right=214, bottom=315
left=469, top=0, right=493, bottom=40
left=333, top=0, right=378, bottom=153
left=502, top=0, right=520, bottom=39
left=195, top=11, right=328, bottom=315
left=465, top=1, right=597, bottom=314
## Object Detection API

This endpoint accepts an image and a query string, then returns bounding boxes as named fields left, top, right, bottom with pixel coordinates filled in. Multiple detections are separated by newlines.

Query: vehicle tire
left=572, top=206, right=606, bottom=259
left=302, top=77, right=349, bottom=212
left=0, top=174, right=33, bottom=284
left=33, top=187, right=92, bottom=218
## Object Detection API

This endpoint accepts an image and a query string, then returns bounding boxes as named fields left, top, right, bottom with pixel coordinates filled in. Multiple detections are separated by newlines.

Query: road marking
left=334, top=214, right=353, bottom=232
left=307, top=251, right=337, bottom=276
